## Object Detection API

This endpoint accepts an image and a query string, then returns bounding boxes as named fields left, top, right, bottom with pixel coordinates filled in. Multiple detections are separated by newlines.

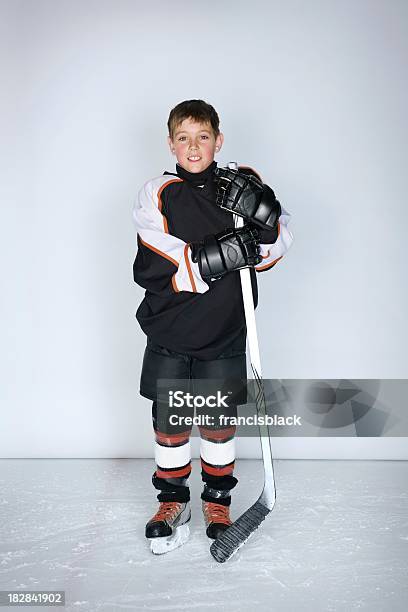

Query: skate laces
left=204, top=502, right=232, bottom=525
left=152, top=501, right=182, bottom=523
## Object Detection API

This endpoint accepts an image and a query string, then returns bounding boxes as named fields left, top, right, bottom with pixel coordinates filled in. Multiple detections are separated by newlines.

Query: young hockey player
left=132, top=99, right=293, bottom=554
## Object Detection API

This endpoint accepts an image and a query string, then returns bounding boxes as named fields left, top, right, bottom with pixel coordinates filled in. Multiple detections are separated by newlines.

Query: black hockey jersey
left=132, top=161, right=293, bottom=360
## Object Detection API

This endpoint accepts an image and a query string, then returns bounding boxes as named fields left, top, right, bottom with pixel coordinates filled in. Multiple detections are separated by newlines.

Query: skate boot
left=146, top=473, right=191, bottom=554
left=202, top=499, right=232, bottom=539
left=201, top=476, right=237, bottom=540
left=146, top=500, right=191, bottom=554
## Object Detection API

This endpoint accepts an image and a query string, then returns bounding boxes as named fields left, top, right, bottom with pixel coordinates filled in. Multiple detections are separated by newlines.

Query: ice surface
left=0, top=459, right=407, bottom=611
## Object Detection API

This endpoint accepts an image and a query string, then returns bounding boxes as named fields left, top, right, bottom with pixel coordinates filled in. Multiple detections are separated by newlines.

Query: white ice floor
left=0, top=459, right=407, bottom=612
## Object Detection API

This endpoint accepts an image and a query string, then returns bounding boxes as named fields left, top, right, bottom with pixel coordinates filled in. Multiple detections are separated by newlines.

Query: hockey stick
left=210, top=162, right=277, bottom=563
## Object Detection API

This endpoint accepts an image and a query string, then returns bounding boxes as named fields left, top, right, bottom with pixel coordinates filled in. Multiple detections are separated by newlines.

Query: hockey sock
left=152, top=400, right=192, bottom=499
left=198, top=402, right=237, bottom=503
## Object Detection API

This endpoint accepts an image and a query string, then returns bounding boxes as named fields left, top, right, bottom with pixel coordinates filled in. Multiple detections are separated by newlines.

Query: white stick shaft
left=234, top=217, right=262, bottom=376
left=235, top=215, right=276, bottom=506
left=228, top=161, right=276, bottom=508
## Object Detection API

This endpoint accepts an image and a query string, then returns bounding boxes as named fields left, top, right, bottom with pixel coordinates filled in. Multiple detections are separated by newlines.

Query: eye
left=178, top=136, right=186, bottom=141
left=201, top=135, right=209, bottom=139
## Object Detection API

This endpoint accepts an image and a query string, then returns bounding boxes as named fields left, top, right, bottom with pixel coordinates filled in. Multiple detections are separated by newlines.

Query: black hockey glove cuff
left=213, top=167, right=282, bottom=231
left=190, top=225, right=262, bottom=281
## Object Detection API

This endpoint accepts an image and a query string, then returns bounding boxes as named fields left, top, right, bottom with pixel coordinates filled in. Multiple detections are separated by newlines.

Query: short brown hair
left=167, top=99, right=220, bottom=140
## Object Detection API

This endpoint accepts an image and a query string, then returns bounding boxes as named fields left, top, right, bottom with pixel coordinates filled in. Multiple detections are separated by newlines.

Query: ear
left=215, top=132, right=224, bottom=151
left=167, top=136, right=175, bottom=154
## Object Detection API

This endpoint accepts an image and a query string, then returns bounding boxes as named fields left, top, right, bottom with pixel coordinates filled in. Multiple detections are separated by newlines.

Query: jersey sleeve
left=133, top=177, right=209, bottom=295
left=255, top=206, right=294, bottom=273
left=235, top=166, right=294, bottom=273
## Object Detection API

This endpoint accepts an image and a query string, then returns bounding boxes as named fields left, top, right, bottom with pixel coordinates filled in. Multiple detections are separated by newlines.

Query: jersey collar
left=175, top=160, right=217, bottom=186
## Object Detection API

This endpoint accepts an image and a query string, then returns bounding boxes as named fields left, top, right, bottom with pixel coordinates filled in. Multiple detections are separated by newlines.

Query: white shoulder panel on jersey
left=256, top=206, right=294, bottom=272
left=133, top=176, right=209, bottom=294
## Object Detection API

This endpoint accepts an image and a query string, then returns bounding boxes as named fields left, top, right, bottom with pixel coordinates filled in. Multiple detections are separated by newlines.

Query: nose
left=189, top=137, right=201, bottom=149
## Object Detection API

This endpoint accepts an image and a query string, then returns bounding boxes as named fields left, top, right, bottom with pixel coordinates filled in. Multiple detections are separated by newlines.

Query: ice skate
left=202, top=500, right=232, bottom=540
left=145, top=501, right=191, bottom=554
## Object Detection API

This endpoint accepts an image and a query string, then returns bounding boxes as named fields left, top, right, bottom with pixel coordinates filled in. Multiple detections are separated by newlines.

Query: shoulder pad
left=237, top=165, right=262, bottom=181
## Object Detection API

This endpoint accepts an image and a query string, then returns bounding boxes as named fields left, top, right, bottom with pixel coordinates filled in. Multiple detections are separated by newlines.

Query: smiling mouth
left=188, top=156, right=201, bottom=161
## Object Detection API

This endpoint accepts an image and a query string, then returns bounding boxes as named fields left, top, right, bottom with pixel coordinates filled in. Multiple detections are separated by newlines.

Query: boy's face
left=168, top=117, right=224, bottom=173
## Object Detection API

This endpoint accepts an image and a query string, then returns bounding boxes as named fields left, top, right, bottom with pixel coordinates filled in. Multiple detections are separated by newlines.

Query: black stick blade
left=210, top=500, right=270, bottom=563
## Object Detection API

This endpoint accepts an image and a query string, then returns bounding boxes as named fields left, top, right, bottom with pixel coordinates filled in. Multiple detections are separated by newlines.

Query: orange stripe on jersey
left=201, top=459, right=235, bottom=477
left=256, top=255, right=283, bottom=272
left=184, top=244, right=197, bottom=292
left=157, top=178, right=183, bottom=233
left=138, top=235, right=179, bottom=268
left=171, top=273, right=179, bottom=293
left=156, top=464, right=192, bottom=479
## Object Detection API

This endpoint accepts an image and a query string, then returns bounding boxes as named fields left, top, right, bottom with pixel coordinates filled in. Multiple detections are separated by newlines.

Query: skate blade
left=149, top=523, right=190, bottom=555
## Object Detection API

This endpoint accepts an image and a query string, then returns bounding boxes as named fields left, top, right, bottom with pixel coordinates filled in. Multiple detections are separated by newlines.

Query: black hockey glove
left=213, top=167, right=281, bottom=230
left=190, top=225, right=261, bottom=281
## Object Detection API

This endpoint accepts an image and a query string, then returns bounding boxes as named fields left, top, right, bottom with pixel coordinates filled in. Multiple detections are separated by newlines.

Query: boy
left=132, top=99, right=293, bottom=554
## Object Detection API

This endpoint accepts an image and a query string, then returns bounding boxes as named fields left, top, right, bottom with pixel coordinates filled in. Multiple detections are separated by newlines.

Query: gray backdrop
left=1, top=0, right=407, bottom=458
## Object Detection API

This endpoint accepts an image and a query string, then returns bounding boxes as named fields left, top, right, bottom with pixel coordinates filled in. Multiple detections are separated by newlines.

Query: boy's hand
left=190, top=225, right=262, bottom=281
left=214, top=167, right=281, bottom=230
